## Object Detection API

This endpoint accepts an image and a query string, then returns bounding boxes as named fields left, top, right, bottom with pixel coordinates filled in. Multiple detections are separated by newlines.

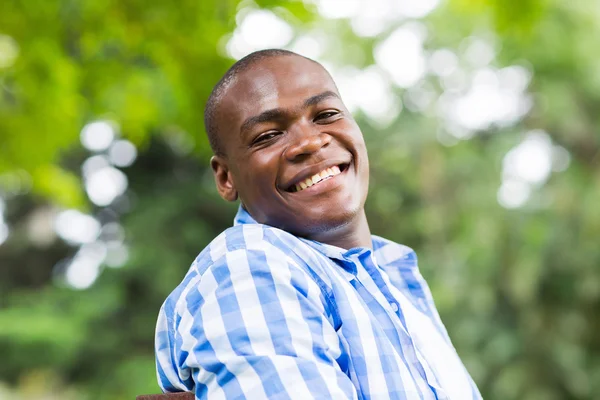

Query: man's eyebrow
left=240, top=90, right=340, bottom=135
left=240, top=108, right=286, bottom=135
left=303, top=90, right=340, bottom=108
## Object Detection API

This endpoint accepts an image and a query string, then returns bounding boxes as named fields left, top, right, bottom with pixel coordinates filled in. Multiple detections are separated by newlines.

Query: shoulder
left=162, top=224, right=321, bottom=314
left=192, top=223, right=307, bottom=274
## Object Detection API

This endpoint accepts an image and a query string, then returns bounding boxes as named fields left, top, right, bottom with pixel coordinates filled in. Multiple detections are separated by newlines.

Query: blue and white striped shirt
left=155, top=206, right=481, bottom=399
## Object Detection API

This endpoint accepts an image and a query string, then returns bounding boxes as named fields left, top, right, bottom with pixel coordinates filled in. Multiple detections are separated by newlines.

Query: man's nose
left=283, top=124, right=332, bottom=161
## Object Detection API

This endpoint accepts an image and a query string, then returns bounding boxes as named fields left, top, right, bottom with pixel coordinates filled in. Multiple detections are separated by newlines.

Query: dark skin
left=210, top=54, right=372, bottom=250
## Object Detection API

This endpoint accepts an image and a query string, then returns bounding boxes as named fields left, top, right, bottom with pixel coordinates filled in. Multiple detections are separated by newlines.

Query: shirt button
left=390, top=302, right=399, bottom=312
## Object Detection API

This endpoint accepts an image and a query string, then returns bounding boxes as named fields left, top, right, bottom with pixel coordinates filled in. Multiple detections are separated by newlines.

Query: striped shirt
left=155, top=206, right=481, bottom=399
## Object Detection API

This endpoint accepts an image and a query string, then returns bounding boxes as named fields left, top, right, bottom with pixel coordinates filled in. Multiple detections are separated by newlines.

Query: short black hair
left=204, top=49, right=313, bottom=156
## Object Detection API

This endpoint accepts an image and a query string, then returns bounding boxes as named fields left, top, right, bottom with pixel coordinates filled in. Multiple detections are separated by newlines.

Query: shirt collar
left=234, top=205, right=417, bottom=278
left=233, top=205, right=373, bottom=269
left=233, top=205, right=257, bottom=226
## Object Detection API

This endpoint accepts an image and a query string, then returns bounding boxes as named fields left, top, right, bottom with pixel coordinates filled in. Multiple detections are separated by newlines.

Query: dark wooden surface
left=136, top=392, right=194, bottom=400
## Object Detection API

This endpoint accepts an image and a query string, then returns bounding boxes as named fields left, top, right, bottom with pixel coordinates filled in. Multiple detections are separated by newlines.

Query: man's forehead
left=224, top=55, right=338, bottom=109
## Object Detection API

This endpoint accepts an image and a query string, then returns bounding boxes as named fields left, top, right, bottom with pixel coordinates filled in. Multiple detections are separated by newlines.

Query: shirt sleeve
left=172, top=244, right=358, bottom=400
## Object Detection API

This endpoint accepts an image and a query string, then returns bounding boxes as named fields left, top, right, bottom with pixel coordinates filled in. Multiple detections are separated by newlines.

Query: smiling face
left=211, top=54, right=370, bottom=247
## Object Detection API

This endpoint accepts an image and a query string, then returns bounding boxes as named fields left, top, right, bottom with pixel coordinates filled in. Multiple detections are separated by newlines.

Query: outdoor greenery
left=1, top=0, right=599, bottom=399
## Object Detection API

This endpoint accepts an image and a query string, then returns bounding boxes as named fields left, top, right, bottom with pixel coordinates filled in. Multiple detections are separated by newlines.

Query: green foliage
left=450, top=0, right=550, bottom=34
left=1, top=0, right=599, bottom=399
left=0, top=0, right=246, bottom=205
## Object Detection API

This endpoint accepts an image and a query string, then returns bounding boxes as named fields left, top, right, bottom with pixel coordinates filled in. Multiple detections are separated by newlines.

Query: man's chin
left=281, top=208, right=360, bottom=238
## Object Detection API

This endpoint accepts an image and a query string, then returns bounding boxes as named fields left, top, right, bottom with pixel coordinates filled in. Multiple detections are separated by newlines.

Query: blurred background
left=1, top=0, right=599, bottom=399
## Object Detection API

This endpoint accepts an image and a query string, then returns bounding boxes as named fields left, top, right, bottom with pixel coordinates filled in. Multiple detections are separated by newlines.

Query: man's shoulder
left=159, top=222, right=333, bottom=321
left=192, top=223, right=305, bottom=272
left=165, top=224, right=305, bottom=295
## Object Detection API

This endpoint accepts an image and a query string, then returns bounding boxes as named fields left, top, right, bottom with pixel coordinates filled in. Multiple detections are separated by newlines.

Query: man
left=155, top=49, right=481, bottom=399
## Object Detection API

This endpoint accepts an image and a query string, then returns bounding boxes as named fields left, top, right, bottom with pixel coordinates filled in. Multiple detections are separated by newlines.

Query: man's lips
left=283, top=161, right=350, bottom=193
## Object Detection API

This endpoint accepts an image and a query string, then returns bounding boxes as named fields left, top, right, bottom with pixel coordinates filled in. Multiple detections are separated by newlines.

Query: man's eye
left=252, top=131, right=281, bottom=145
left=315, top=111, right=339, bottom=121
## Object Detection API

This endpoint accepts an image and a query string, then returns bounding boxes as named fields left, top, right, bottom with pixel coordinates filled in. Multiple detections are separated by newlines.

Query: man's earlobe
left=210, top=155, right=238, bottom=202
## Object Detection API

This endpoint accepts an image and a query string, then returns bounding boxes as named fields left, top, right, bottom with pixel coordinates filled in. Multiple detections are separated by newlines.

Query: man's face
left=213, top=55, right=369, bottom=239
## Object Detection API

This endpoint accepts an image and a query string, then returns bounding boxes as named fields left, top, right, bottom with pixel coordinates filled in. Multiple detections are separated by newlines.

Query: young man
left=155, top=49, right=481, bottom=399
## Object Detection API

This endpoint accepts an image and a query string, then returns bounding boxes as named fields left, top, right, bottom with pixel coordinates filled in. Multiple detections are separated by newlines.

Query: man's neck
left=310, top=209, right=372, bottom=250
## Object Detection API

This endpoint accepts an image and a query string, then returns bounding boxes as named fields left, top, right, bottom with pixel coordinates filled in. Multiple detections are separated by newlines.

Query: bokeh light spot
left=429, top=49, right=459, bottom=77
left=288, top=34, right=324, bottom=59
left=0, top=222, right=8, bottom=246
left=442, top=67, right=532, bottom=132
left=82, top=155, right=111, bottom=179
left=0, top=34, right=19, bottom=68
left=63, top=242, right=107, bottom=290
left=26, top=207, right=58, bottom=247
left=397, top=0, right=440, bottom=18
left=54, top=209, right=101, bottom=244
left=503, top=130, right=553, bottom=186
left=108, top=140, right=137, bottom=167
left=105, top=244, right=129, bottom=268
left=497, top=179, right=531, bottom=209
left=227, top=9, right=294, bottom=59
left=351, top=66, right=400, bottom=126
left=463, top=36, right=496, bottom=68
left=310, top=0, right=361, bottom=19
left=375, top=24, right=426, bottom=88
left=349, top=0, right=395, bottom=37
left=80, top=121, right=116, bottom=152
left=85, top=167, right=128, bottom=206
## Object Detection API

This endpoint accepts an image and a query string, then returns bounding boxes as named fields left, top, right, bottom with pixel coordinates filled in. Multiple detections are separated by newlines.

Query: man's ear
left=210, top=155, right=238, bottom=202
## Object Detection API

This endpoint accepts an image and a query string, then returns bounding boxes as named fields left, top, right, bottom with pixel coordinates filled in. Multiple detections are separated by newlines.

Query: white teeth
left=293, top=165, right=344, bottom=193
left=295, top=181, right=309, bottom=192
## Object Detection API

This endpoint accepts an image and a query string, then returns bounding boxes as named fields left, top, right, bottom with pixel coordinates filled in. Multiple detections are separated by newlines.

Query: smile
left=289, top=164, right=344, bottom=193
